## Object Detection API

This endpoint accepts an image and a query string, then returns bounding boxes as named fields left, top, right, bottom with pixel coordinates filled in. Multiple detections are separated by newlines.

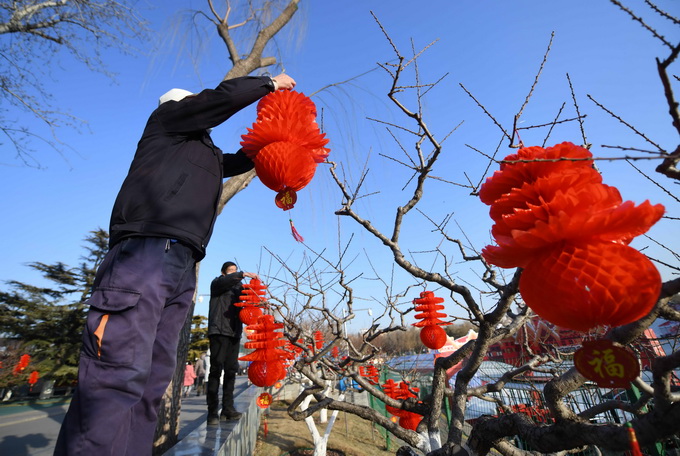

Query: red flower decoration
left=412, top=291, right=449, bottom=349
left=480, top=142, right=664, bottom=331
left=240, top=90, right=330, bottom=210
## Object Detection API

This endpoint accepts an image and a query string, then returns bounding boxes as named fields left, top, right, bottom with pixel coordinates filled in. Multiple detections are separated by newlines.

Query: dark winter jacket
left=208, top=272, right=245, bottom=338
left=109, top=76, right=274, bottom=260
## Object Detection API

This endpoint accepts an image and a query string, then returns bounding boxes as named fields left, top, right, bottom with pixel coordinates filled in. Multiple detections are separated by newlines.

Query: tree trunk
left=153, top=300, right=196, bottom=454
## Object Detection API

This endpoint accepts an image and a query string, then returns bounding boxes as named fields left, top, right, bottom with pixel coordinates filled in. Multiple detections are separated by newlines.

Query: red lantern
left=239, top=315, right=288, bottom=387
left=395, top=382, right=422, bottom=430
left=479, top=142, right=664, bottom=331
left=236, top=278, right=268, bottom=326
left=520, top=242, right=661, bottom=330
left=331, top=346, right=340, bottom=358
left=382, top=379, right=401, bottom=416
left=240, top=90, right=330, bottom=210
left=257, top=392, right=273, bottom=409
left=13, top=354, right=30, bottom=375
left=412, top=291, right=449, bottom=350
left=364, top=364, right=379, bottom=384
left=399, top=413, right=422, bottom=431
left=314, top=331, right=324, bottom=350
left=28, top=370, right=39, bottom=390
left=574, top=339, right=639, bottom=388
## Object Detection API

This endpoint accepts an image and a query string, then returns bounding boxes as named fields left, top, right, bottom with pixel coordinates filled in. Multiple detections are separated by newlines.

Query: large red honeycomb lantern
left=240, top=90, right=330, bottom=210
left=479, top=142, right=664, bottom=331
left=412, top=291, right=449, bottom=349
left=239, top=315, right=287, bottom=387
left=235, top=278, right=268, bottom=326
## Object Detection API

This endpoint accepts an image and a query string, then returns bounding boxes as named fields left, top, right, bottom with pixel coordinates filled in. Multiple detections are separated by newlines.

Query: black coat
left=208, top=272, right=245, bottom=338
left=109, top=76, right=273, bottom=260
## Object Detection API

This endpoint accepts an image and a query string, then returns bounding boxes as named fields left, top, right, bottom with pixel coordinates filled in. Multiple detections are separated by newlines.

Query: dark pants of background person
left=207, top=334, right=241, bottom=416
left=54, top=237, right=196, bottom=456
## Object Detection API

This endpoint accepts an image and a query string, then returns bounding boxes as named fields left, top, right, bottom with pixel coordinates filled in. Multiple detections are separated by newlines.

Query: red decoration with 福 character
left=412, top=291, right=450, bottom=350
left=479, top=142, right=664, bottom=331
left=574, top=339, right=639, bottom=388
left=240, top=90, right=330, bottom=211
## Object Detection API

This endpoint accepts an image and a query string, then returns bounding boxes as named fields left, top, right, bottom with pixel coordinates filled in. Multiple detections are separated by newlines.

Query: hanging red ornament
left=365, top=364, right=379, bottom=384
left=257, top=392, right=273, bottom=409
left=412, top=291, right=450, bottom=350
left=520, top=242, right=661, bottom=330
left=625, top=422, right=644, bottom=456
left=331, top=346, right=340, bottom=358
left=240, top=315, right=288, bottom=387
left=574, top=339, right=639, bottom=388
left=240, top=90, right=330, bottom=210
left=314, top=330, right=324, bottom=350
left=28, top=371, right=39, bottom=390
left=236, top=278, right=268, bottom=326
left=13, top=354, right=30, bottom=375
left=395, top=382, right=422, bottom=430
left=479, top=142, right=664, bottom=331
left=382, top=379, right=401, bottom=416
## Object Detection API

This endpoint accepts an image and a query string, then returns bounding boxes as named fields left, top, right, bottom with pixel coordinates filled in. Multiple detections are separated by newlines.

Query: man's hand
left=272, top=74, right=296, bottom=90
left=243, top=271, right=260, bottom=281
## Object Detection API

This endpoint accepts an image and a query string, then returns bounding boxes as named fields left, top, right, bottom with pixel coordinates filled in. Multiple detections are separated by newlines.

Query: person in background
left=183, top=362, right=196, bottom=397
left=195, top=353, right=207, bottom=396
left=206, top=261, right=258, bottom=424
left=54, top=73, right=296, bottom=456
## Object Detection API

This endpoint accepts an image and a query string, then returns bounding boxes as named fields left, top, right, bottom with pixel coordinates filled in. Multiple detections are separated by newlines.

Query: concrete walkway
left=165, top=376, right=262, bottom=456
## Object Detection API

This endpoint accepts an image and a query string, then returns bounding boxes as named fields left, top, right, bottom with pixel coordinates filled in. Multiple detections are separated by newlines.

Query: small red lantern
left=236, top=278, right=268, bottom=326
left=574, top=339, right=639, bottom=388
left=240, top=90, right=330, bottom=210
left=395, top=382, right=422, bottom=431
left=479, top=142, right=664, bottom=331
left=257, top=392, right=273, bottom=409
left=313, top=331, right=324, bottom=350
left=331, top=346, right=340, bottom=358
left=365, top=364, right=379, bottom=384
left=412, top=291, right=449, bottom=349
left=28, top=371, right=39, bottom=390
left=13, top=354, right=30, bottom=375
left=382, top=379, right=401, bottom=416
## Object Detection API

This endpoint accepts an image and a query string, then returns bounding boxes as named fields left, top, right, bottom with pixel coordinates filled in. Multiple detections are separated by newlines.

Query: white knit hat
left=158, top=88, right=194, bottom=105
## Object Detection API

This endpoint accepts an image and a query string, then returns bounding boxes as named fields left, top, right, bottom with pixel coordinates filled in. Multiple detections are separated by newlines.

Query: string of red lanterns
left=479, top=142, right=664, bottom=331
left=412, top=291, right=450, bottom=350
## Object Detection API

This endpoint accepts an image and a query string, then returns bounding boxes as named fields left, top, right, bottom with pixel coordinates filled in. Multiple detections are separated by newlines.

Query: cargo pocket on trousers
left=83, top=287, right=141, bottom=366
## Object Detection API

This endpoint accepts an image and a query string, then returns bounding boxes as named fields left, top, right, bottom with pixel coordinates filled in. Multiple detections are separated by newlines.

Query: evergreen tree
left=0, top=229, right=108, bottom=387
left=187, top=315, right=209, bottom=363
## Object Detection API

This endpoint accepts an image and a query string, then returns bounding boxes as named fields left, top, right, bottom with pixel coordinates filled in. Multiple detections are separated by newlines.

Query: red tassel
left=290, top=219, right=304, bottom=242
left=626, top=423, right=643, bottom=456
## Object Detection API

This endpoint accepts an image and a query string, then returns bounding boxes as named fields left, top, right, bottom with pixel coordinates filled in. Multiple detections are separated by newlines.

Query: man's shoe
left=220, top=409, right=243, bottom=420
left=207, top=414, right=219, bottom=425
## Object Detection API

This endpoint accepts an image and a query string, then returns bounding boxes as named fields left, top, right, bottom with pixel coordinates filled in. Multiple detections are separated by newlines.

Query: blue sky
left=1, top=0, right=678, bottom=332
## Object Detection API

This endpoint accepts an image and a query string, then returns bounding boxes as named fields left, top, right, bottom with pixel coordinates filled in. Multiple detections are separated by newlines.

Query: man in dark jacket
left=55, top=73, right=296, bottom=456
left=207, top=261, right=258, bottom=424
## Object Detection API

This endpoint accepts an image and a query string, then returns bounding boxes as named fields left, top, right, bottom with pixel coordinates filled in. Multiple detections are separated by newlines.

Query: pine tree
left=187, top=315, right=209, bottom=363
left=0, top=229, right=108, bottom=387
